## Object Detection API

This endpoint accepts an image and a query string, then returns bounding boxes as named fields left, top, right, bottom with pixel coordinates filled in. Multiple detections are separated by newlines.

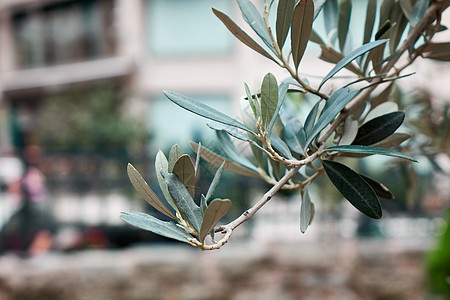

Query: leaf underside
left=127, top=164, right=176, bottom=219
left=199, top=199, right=231, bottom=243
left=120, top=211, right=192, bottom=243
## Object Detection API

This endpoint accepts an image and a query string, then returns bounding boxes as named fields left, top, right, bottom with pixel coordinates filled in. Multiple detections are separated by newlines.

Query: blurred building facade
left=0, top=0, right=448, bottom=246
left=0, top=0, right=280, bottom=231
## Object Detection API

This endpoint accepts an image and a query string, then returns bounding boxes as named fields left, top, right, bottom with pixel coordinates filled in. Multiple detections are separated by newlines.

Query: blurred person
left=0, top=145, right=55, bottom=256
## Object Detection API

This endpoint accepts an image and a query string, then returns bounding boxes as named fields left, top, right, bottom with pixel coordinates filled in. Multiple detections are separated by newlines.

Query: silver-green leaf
left=319, top=39, right=388, bottom=89
left=155, top=150, right=178, bottom=213
left=199, top=199, right=231, bottom=243
left=305, top=88, right=359, bottom=147
left=163, top=90, right=254, bottom=134
left=120, top=211, right=192, bottom=243
left=205, top=162, right=225, bottom=203
left=300, top=188, right=312, bottom=233
left=237, top=0, right=276, bottom=52
left=172, top=154, right=196, bottom=199
left=127, top=164, right=176, bottom=220
left=276, top=0, right=296, bottom=50
left=260, top=73, right=279, bottom=132
left=162, top=170, right=202, bottom=234
left=326, top=145, right=418, bottom=162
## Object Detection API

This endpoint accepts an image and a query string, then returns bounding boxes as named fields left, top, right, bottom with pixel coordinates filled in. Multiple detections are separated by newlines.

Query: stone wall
left=0, top=238, right=430, bottom=300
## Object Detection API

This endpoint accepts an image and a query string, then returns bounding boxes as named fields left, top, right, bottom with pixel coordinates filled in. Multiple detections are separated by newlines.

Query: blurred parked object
left=0, top=145, right=55, bottom=255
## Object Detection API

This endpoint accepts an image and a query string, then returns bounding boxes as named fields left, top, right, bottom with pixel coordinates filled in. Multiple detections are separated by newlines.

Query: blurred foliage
left=426, top=208, right=450, bottom=298
left=36, top=86, right=149, bottom=155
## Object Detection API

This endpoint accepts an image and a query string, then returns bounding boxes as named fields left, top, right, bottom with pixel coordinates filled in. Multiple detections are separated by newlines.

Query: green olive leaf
left=120, top=211, right=192, bottom=243
left=260, top=73, right=279, bottom=132
left=352, top=111, right=405, bottom=146
left=300, top=188, right=312, bottom=233
left=291, top=0, right=314, bottom=70
left=162, top=170, right=202, bottom=234
left=127, top=164, right=176, bottom=220
left=212, top=8, right=277, bottom=63
left=199, top=199, right=231, bottom=243
left=172, top=154, right=196, bottom=199
left=322, top=160, right=382, bottom=219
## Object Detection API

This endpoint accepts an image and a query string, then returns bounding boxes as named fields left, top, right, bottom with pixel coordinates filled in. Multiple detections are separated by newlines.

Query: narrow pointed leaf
left=216, top=131, right=260, bottom=172
left=120, top=211, right=192, bottom=243
left=237, top=0, right=275, bottom=52
left=162, top=170, right=202, bottom=234
left=306, top=88, right=359, bottom=147
left=323, top=0, right=338, bottom=35
left=173, top=155, right=196, bottom=199
left=155, top=150, right=178, bottom=212
left=163, top=91, right=253, bottom=133
left=168, top=144, right=184, bottom=172
left=260, top=73, right=279, bottom=131
left=339, top=115, right=358, bottom=145
left=352, top=111, right=405, bottom=145
left=207, top=123, right=271, bottom=159
left=322, top=160, right=382, bottom=219
left=127, top=164, right=176, bottom=219
left=363, top=0, right=377, bottom=44
left=271, top=135, right=294, bottom=159
left=314, top=0, right=328, bottom=19
left=268, top=81, right=289, bottom=135
left=371, top=133, right=411, bottom=149
left=190, top=142, right=259, bottom=177
left=284, top=119, right=307, bottom=154
left=199, top=199, right=231, bottom=243
left=207, top=122, right=251, bottom=142
left=390, top=5, right=408, bottom=54
left=310, top=29, right=325, bottom=44
left=319, top=45, right=363, bottom=76
left=276, top=0, right=296, bottom=49
left=423, top=42, right=450, bottom=61
left=379, top=0, right=395, bottom=27
left=369, top=41, right=386, bottom=74
left=326, top=145, right=417, bottom=162
left=300, top=188, right=312, bottom=233
left=205, top=162, right=225, bottom=203
left=319, top=39, right=388, bottom=89
left=194, top=142, right=201, bottom=178
left=200, top=194, right=208, bottom=215
left=375, top=20, right=392, bottom=40
left=304, top=101, right=320, bottom=136
left=409, top=0, right=429, bottom=27
left=359, top=174, right=394, bottom=199
left=291, top=0, right=314, bottom=70
left=212, top=8, right=277, bottom=63
left=320, top=87, right=348, bottom=115
left=399, top=0, right=414, bottom=19
left=338, top=0, right=352, bottom=52
left=244, top=82, right=258, bottom=119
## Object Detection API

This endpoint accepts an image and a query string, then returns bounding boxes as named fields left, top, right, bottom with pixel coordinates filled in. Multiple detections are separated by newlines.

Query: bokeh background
left=0, top=0, right=449, bottom=299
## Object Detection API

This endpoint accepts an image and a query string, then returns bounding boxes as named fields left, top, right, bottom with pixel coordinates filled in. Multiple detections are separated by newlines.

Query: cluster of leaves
left=122, top=0, right=449, bottom=249
left=121, top=145, right=231, bottom=249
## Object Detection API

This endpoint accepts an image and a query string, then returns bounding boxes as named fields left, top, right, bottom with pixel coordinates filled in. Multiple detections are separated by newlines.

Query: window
left=12, top=0, right=114, bottom=68
left=148, top=94, right=232, bottom=150
left=146, top=0, right=233, bottom=56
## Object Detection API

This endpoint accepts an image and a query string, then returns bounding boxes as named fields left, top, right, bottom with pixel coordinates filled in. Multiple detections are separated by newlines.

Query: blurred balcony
left=2, top=56, right=135, bottom=95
